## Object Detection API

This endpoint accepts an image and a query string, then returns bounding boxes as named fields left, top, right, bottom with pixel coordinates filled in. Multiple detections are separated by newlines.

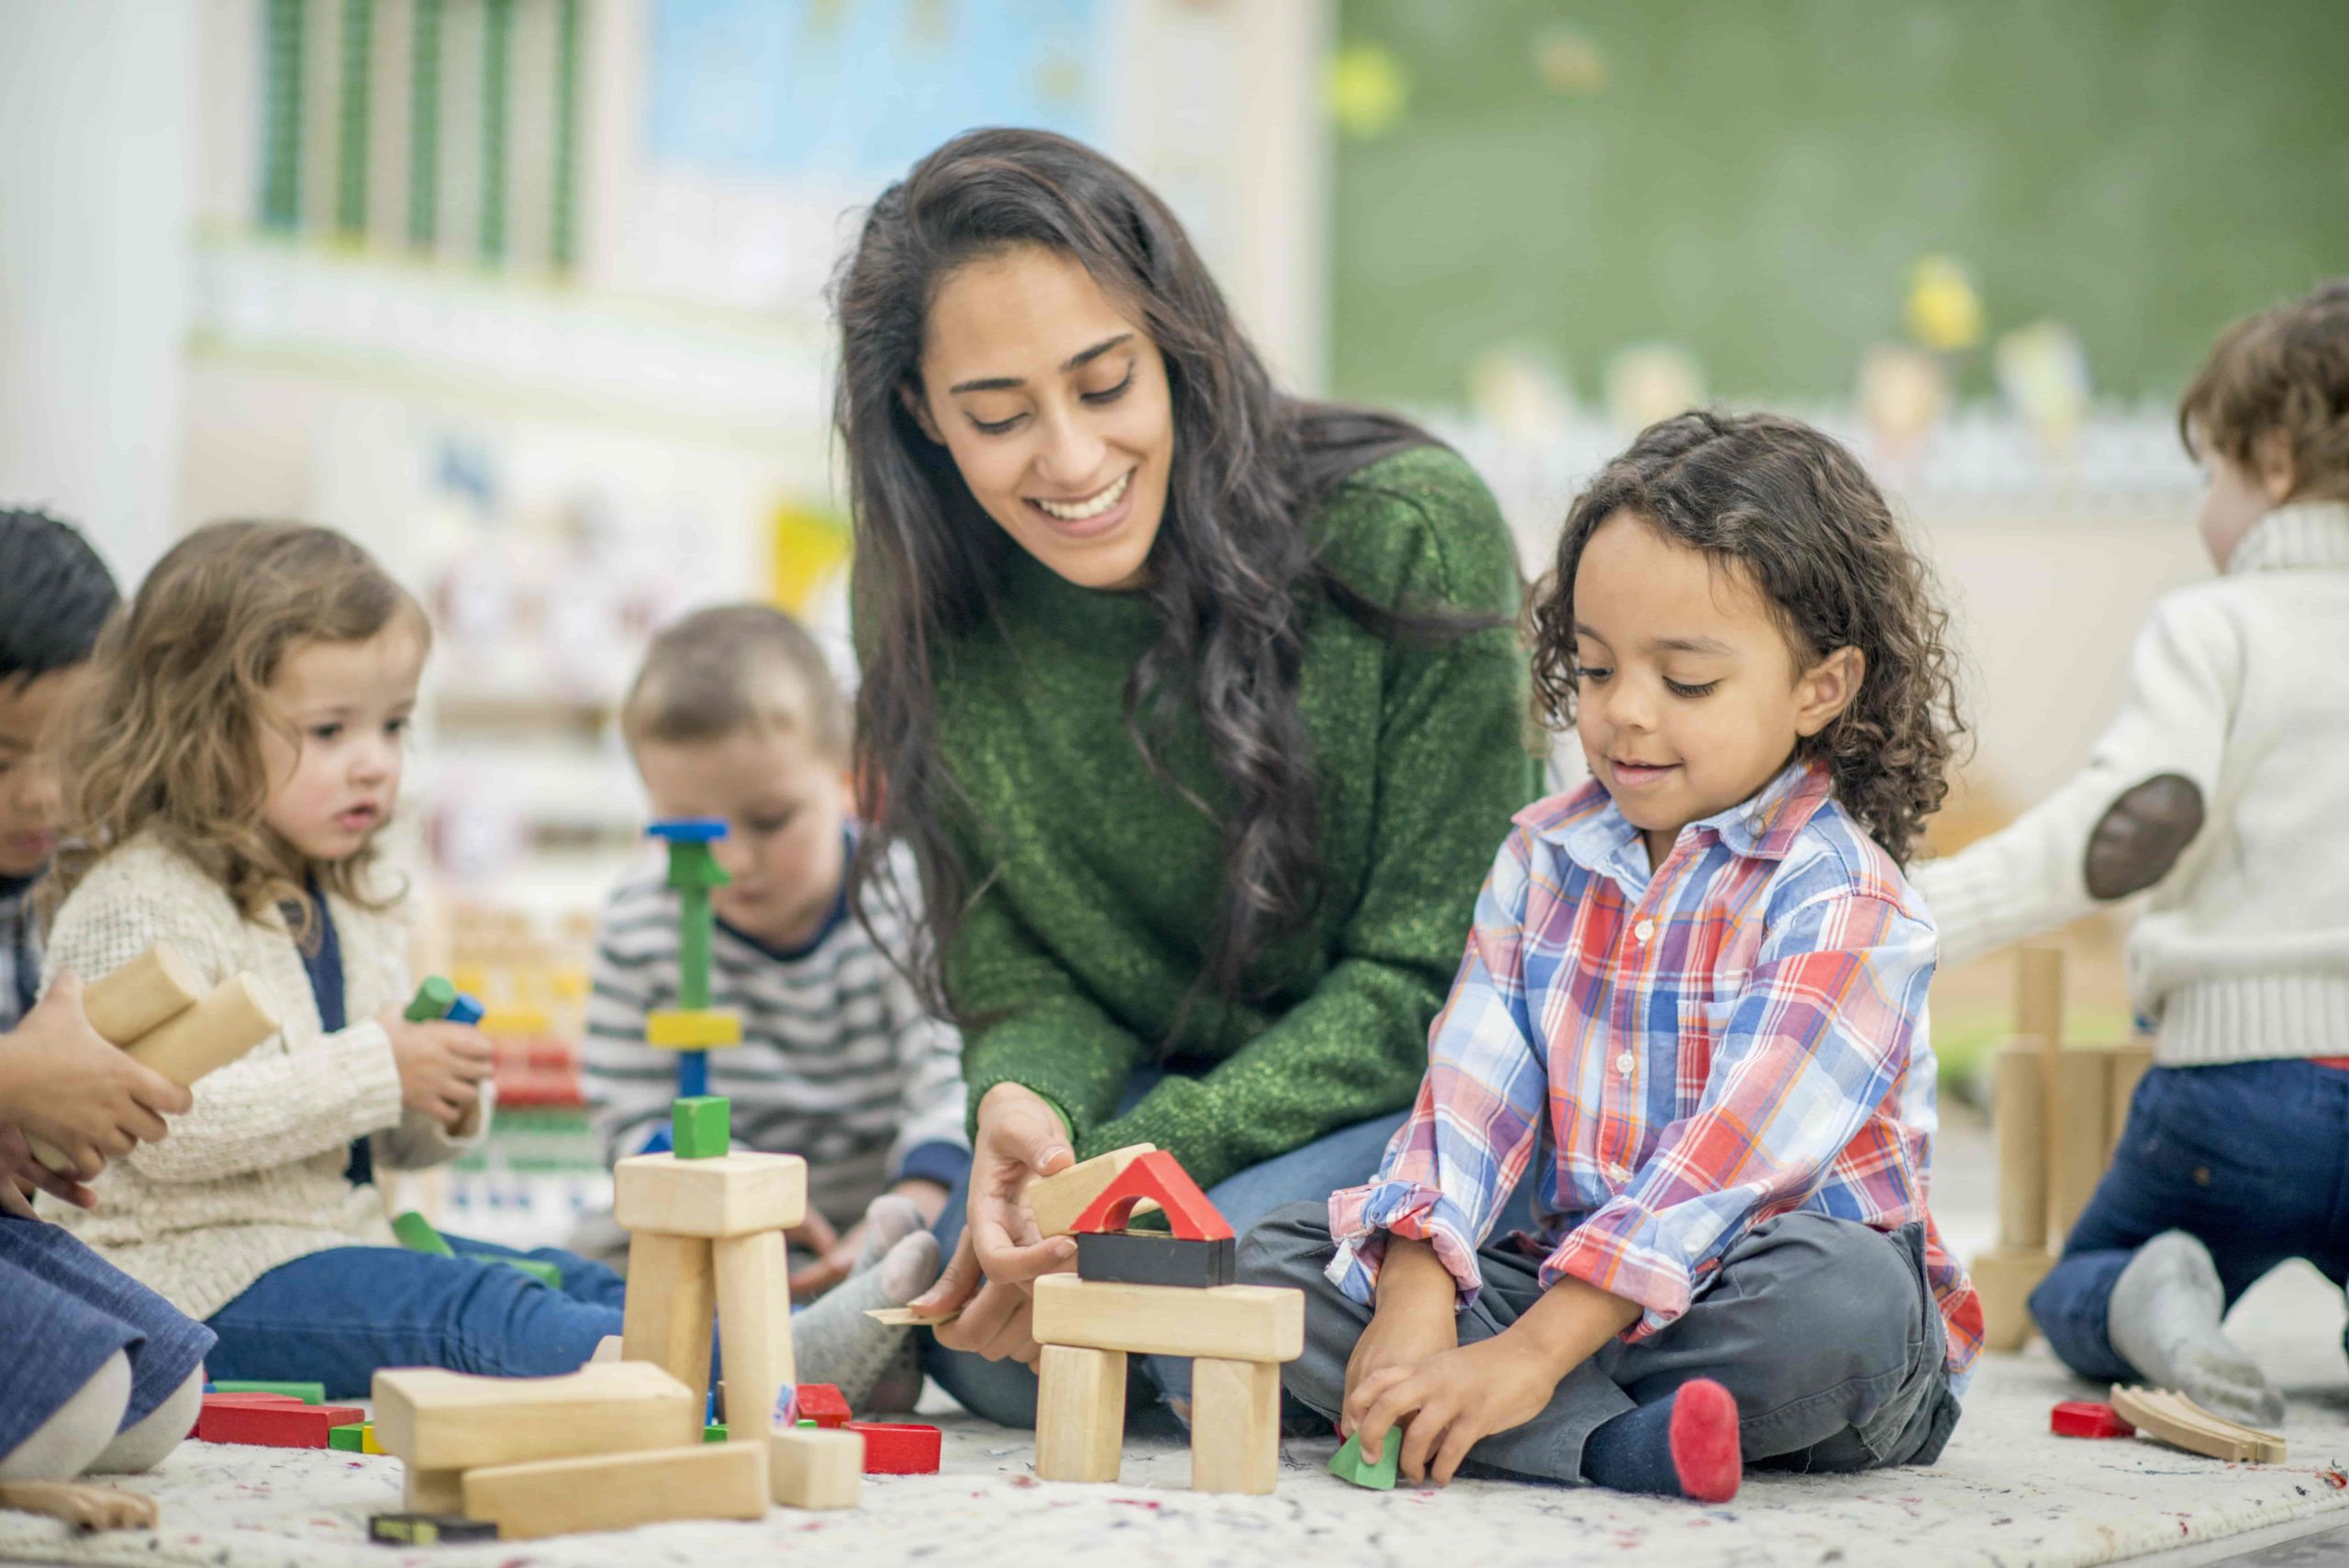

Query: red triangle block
left=1067, top=1150, right=1232, bottom=1241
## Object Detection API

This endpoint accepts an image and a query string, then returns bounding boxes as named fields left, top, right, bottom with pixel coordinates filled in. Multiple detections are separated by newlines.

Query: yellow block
left=647, top=1009, right=744, bottom=1050
left=481, top=1006, right=551, bottom=1035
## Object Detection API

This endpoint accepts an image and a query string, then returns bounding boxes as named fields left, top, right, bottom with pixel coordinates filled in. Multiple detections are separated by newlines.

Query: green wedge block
left=1329, top=1430, right=1399, bottom=1490
left=330, top=1422, right=369, bottom=1451
left=212, top=1380, right=327, bottom=1405
left=392, top=1211, right=455, bottom=1257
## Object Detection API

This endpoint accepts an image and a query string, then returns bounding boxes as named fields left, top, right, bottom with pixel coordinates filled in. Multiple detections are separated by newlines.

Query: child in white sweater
left=1917, top=281, right=2349, bottom=1423
left=42, top=523, right=932, bottom=1403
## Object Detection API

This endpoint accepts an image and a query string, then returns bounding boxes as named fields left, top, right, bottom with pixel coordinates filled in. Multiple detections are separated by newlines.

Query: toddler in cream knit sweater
left=39, top=522, right=935, bottom=1405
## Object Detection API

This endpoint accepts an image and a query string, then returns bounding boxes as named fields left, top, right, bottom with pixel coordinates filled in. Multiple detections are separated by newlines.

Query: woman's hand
left=915, top=1083, right=1079, bottom=1362
left=0, top=972, right=190, bottom=1179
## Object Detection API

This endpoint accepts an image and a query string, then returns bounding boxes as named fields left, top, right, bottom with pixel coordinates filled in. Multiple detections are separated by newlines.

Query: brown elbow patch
left=2084, top=773, right=2204, bottom=899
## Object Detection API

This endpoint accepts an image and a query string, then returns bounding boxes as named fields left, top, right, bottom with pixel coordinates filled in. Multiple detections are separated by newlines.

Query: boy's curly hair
left=2178, top=279, right=2349, bottom=502
left=1526, top=410, right=1965, bottom=866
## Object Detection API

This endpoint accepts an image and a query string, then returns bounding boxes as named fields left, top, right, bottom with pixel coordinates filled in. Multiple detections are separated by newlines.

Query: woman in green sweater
left=834, top=129, right=1540, bottom=1424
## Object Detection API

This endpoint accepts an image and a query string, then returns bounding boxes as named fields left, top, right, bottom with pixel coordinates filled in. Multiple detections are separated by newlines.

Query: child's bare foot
left=2109, top=1230, right=2284, bottom=1429
left=0, top=1480, right=159, bottom=1532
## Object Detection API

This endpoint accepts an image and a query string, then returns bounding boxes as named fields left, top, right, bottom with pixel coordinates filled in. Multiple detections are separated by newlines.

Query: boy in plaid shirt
left=1246, top=414, right=1980, bottom=1500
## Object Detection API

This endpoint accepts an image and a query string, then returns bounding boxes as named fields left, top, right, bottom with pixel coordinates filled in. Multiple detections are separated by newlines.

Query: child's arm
left=1915, top=595, right=2235, bottom=969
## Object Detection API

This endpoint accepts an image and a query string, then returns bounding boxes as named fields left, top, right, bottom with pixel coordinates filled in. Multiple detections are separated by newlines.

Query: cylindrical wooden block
left=128, top=974, right=281, bottom=1085
left=2048, top=1050, right=2111, bottom=1244
left=1991, top=1044, right=2049, bottom=1251
left=82, top=945, right=205, bottom=1044
left=1034, top=1345, right=1126, bottom=1485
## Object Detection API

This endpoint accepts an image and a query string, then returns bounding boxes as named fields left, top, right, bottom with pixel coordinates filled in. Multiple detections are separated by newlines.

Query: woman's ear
left=1794, top=646, right=1865, bottom=739
left=898, top=379, right=944, bottom=445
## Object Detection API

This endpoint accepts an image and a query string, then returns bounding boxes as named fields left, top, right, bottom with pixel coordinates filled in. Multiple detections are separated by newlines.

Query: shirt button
left=1616, top=1051, right=1635, bottom=1076
left=1634, top=918, right=1655, bottom=942
left=1608, top=1163, right=1630, bottom=1182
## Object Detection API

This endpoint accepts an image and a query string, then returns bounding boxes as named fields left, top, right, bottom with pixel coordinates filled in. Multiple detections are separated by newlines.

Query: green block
left=662, top=840, right=730, bottom=894
left=678, top=893, right=715, bottom=1009
left=404, top=976, right=457, bottom=1023
left=496, top=1258, right=562, bottom=1288
left=330, top=1423, right=369, bottom=1451
left=796, top=1418, right=817, bottom=1429
left=212, top=1380, right=327, bottom=1406
left=1328, top=1431, right=1398, bottom=1490
left=703, top=1423, right=729, bottom=1443
left=392, top=1211, right=456, bottom=1257
left=672, top=1095, right=731, bottom=1161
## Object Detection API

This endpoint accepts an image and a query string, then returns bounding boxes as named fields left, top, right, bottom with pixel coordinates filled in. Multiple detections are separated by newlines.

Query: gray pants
left=1241, top=1203, right=1961, bottom=1485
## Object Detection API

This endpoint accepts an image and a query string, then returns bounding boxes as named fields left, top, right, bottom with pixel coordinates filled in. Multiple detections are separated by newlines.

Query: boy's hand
left=1342, top=1237, right=1459, bottom=1420
left=0, top=1123, right=97, bottom=1218
left=0, top=972, right=191, bottom=1178
left=380, top=1006, right=494, bottom=1130
left=1348, top=1335, right=1564, bottom=1486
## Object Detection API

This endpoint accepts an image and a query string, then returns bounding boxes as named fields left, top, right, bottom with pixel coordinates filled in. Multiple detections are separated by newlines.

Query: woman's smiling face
left=908, top=244, right=1174, bottom=592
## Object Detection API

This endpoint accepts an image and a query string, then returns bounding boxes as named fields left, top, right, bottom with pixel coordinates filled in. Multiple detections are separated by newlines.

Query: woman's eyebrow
left=949, top=333, right=1134, bottom=395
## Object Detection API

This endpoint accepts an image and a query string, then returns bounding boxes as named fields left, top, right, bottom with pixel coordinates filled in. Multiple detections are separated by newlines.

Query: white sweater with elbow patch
left=37, top=833, right=483, bottom=1320
left=1915, top=502, right=2349, bottom=1065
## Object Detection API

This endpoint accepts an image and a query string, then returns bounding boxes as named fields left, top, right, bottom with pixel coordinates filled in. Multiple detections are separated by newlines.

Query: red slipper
left=1668, top=1378, right=1742, bottom=1503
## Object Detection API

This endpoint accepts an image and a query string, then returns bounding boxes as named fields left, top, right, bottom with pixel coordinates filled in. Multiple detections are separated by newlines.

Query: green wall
left=1330, top=1, right=2349, bottom=406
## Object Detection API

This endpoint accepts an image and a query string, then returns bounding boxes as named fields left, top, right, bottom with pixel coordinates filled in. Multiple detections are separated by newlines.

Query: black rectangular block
left=1075, top=1229, right=1237, bottom=1289
left=370, top=1513, right=498, bottom=1546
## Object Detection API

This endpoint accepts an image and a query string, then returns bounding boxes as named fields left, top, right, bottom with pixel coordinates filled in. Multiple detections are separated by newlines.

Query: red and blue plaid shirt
left=1329, top=759, right=1984, bottom=1385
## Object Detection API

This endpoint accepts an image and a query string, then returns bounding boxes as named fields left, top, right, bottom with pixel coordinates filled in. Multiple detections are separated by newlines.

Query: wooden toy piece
left=705, top=1423, right=729, bottom=1442
left=2110, top=1385, right=2286, bottom=1463
left=620, top=1230, right=717, bottom=1402
left=82, top=944, right=206, bottom=1042
left=369, top=1512, right=497, bottom=1545
left=770, top=1428, right=863, bottom=1509
left=462, top=1440, right=767, bottom=1540
left=405, top=976, right=458, bottom=1022
left=715, top=1228, right=796, bottom=1439
left=2051, top=1400, right=2135, bottom=1439
left=373, top=1362, right=699, bottom=1471
left=196, top=1401, right=365, bottom=1447
left=1035, top=1346, right=1126, bottom=1484
left=673, top=1095, right=731, bottom=1160
left=1028, top=1144, right=1158, bottom=1239
left=589, top=1334, right=622, bottom=1363
left=1189, top=1357, right=1281, bottom=1495
left=122, top=973, right=280, bottom=1087
left=1031, top=1274, right=1304, bottom=1363
left=2106, top=1040, right=2155, bottom=1159
left=863, top=1306, right=961, bottom=1327
left=210, top=1379, right=328, bottom=1403
left=330, top=1422, right=371, bottom=1452
left=1969, top=1245, right=2054, bottom=1353
left=1069, top=1150, right=1233, bottom=1241
left=795, top=1384, right=852, bottom=1429
left=1328, top=1430, right=1398, bottom=1490
left=2048, top=1048, right=2110, bottom=1242
left=613, top=1150, right=807, bottom=1239
left=391, top=1211, right=455, bottom=1257
left=845, top=1421, right=942, bottom=1475
left=1076, top=1230, right=1237, bottom=1289
left=0, top=1480, right=159, bottom=1532
left=1988, top=1043, right=2048, bottom=1254
left=646, top=1008, right=745, bottom=1050
left=445, top=994, right=484, bottom=1027
left=404, top=1467, right=466, bottom=1514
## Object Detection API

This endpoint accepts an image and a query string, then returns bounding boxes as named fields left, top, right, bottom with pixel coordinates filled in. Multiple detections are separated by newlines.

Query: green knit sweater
left=938, top=445, right=1541, bottom=1189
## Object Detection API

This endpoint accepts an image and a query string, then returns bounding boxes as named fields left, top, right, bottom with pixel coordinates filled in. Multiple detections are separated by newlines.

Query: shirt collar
left=1548, top=756, right=1834, bottom=880
left=2226, top=500, right=2349, bottom=576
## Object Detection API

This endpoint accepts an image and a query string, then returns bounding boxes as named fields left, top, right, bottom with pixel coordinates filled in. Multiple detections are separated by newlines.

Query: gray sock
left=792, top=1231, right=940, bottom=1410
left=855, top=1195, right=929, bottom=1273
left=2108, top=1230, right=2284, bottom=1428
left=89, top=1366, right=204, bottom=1475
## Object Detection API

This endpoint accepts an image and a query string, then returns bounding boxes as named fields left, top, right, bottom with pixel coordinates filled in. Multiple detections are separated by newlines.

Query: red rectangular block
left=198, top=1402, right=365, bottom=1449
left=845, top=1421, right=940, bottom=1474
left=190, top=1391, right=309, bottom=1438
left=795, top=1384, right=852, bottom=1429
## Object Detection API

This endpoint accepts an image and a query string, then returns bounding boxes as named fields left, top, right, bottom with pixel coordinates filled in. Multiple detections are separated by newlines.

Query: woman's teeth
left=1033, top=471, right=1131, bottom=522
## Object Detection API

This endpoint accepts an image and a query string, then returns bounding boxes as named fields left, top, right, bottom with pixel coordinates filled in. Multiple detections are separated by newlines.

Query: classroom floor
left=6, top=1107, right=2348, bottom=1568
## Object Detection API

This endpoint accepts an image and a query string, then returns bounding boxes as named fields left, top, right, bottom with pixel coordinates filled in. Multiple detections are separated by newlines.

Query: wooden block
left=128, top=973, right=281, bottom=1085
left=329, top=1422, right=368, bottom=1452
left=589, top=1334, right=622, bottom=1363
left=717, top=1229, right=796, bottom=1438
left=1032, top=1273, right=1303, bottom=1363
left=769, top=1428, right=863, bottom=1509
left=1188, top=1357, right=1281, bottom=1495
left=1989, top=1043, right=2048, bottom=1251
left=83, top=944, right=204, bottom=1043
left=673, top=1095, right=731, bottom=1160
left=373, top=1362, right=698, bottom=1471
left=2048, top=1049, right=2110, bottom=1242
left=405, top=1465, right=465, bottom=1514
left=1034, top=1345, right=1125, bottom=1484
left=2051, top=1400, right=2134, bottom=1439
left=391, top=1210, right=455, bottom=1256
left=462, top=1441, right=767, bottom=1540
left=405, top=975, right=458, bottom=1022
left=2107, top=1040, right=2155, bottom=1159
left=863, top=1306, right=960, bottom=1327
left=196, top=1402, right=364, bottom=1448
left=646, top=1008, right=744, bottom=1050
left=1970, top=1245, right=2054, bottom=1353
left=2110, top=1385, right=2286, bottom=1463
left=2016, top=947, right=2065, bottom=1046
left=621, top=1230, right=716, bottom=1402
left=209, top=1379, right=327, bottom=1403
left=363, top=1423, right=385, bottom=1455
left=1076, top=1230, right=1236, bottom=1289
left=844, top=1422, right=941, bottom=1474
left=1068, top=1150, right=1233, bottom=1241
left=370, top=1513, right=497, bottom=1545
left=1028, top=1144, right=1157, bottom=1239
left=1328, top=1429, right=1398, bottom=1489
left=794, top=1384, right=852, bottom=1429
left=613, top=1151, right=807, bottom=1238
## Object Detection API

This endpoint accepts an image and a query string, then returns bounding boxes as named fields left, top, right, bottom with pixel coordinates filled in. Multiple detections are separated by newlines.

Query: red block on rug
left=795, top=1384, right=852, bottom=1429
left=2051, top=1401, right=2135, bottom=1439
left=197, top=1401, right=365, bottom=1448
left=845, top=1421, right=941, bottom=1474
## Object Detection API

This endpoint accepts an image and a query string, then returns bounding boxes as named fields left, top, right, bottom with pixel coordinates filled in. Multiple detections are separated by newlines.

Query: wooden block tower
left=642, top=817, right=743, bottom=1100
left=1029, top=1149, right=1302, bottom=1495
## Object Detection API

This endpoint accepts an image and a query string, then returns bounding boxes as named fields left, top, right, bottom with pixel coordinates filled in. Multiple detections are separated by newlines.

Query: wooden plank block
left=405, top=1466, right=465, bottom=1514
left=2048, top=1050, right=2110, bottom=1243
left=209, top=1380, right=327, bottom=1403
left=2016, top=947, right=2065, bottom=1046
left=462, top=1441, right=767, bottom=1540
left=1076, top=1230, right=1236, bottom=1289
left=1031, top=1273, right=1303, bottom=1362
left=1034, top=1346, right=1125, bottom=1484
left=1028, top=1144, right=1157, bottom=1239
left=622, top=1230, right=717, bottom=1404
left=614, top=1151, right=807, bottom=1238
left=716, top=1229, right=796, bottom=1438
left=1189, top=1357, right=1281, bottom=1495
left=1969, top=1244, right=2053, bottom=1353
left=373, top=1362, right=698, bottom=1471
left=769, top=1428, right=862, bottom=1509
left=83, top=945, right=204, bottom=1043
left=2110, top=1385, right=2285, bottom=1464
left=863, top=1306, right=960, bottom=1327
left=1990, top=1043, right=2048, bottom=1251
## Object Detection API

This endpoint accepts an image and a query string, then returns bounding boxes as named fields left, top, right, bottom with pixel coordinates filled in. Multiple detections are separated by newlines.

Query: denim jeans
left=205, top=1233, right=625, bottom=1402
left=2030, top=1059, right=2349, bottom=1383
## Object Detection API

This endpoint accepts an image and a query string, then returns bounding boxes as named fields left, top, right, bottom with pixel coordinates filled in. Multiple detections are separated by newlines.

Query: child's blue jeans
left=205, top=1233, right=624, bottom=1401
left=2030, top=1059, right=2349, bottom=1382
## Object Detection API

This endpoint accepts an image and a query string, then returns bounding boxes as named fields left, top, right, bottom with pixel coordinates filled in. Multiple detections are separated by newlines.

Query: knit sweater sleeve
left=1082, top=460, right=1538, bottom=1187
left=1915, top=590, right=2239, bottom=969
left=41, top=849, right=406, bottom=1186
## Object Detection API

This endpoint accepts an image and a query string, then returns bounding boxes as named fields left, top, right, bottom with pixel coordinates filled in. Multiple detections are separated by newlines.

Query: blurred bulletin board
left=1330, top=1, right=2349, bottom=407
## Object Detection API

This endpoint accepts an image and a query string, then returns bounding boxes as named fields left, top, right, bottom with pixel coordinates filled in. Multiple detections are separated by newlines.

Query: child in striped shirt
left=1245, top=412, right=1980, bottom=1500
left=583, top=606, right=969, bottom=1327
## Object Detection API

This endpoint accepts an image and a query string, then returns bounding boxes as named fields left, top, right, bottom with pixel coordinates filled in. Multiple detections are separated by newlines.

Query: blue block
left=677, top=1050, right=710, bottom=1100
left=446, top=994, right=484, bottom=1026
left=647, top=817, right=729, bottom=843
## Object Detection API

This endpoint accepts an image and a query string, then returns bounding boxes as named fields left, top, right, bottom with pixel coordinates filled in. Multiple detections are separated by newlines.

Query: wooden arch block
left=1068, top=1151, right=1232, bottom=1241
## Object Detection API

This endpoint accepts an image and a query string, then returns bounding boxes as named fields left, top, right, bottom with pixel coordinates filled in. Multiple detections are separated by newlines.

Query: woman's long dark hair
left=835, top=128, right=1466, bottom=1029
